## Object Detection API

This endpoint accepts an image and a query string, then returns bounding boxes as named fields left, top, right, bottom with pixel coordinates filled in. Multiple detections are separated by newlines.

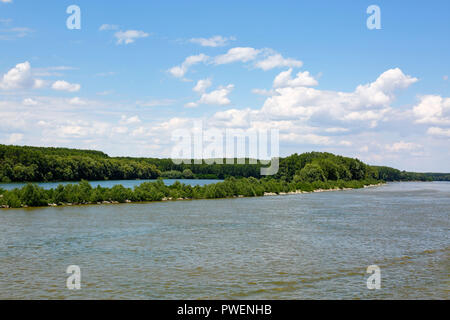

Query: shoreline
left=263, top=182, right=385, bottom=197
left=0, top=182, right=386, bottom=210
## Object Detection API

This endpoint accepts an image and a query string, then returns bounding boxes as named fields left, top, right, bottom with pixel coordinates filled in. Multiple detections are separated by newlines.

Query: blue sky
left=0, top=0, right=449, bottom=171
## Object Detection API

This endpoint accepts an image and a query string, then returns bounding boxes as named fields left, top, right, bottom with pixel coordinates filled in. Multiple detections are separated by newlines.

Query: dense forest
left=0, top=144, right=448, bottom=183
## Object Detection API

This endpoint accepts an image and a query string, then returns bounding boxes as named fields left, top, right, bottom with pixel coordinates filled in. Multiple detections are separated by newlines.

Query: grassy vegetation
left=0, top=177, right=381, bottom=209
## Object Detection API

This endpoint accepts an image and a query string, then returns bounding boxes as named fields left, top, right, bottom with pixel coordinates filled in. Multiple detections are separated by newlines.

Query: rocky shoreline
left=263, top=183, right=385, bottom=197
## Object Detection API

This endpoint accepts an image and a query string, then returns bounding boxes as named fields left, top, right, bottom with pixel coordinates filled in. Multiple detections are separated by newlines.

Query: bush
left=182, top=169, right=194, bottom=179
left=3, top=192, right=22, bottom=208
left=296, top=163, right=326, bottom=182
left=0, top=174, right=382, bottom=209
left=20, top=183, right=48, bottom=207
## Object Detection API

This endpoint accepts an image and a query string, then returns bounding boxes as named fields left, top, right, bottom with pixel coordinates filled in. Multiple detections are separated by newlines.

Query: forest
left=1, top=144, right=447, bottom=183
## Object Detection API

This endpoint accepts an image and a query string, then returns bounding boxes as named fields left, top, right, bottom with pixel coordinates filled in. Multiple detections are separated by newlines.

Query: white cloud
left=324, top=127, right=350, bottom=133
left=413, top=95, right=450, bottom=125
left=386, top=141, right=422, bottom=152
left=359, top=146, right=369, bottom=153
left=99, top=24, right=119, bottom=31
left=0, top=0, right=13, bottom=3
left=261, top=68, right=417, bottom=127
left=0, top=61, right=44, bottom=90
left=193, top=78, right=212, bottom=93
left=51, top=80, right=81, bottom=92
left=186, top=82, right=234, bottom=107
left=427, top=127, right=450, bottom=137
left=190, top=35, right=235, bottom=47
left=120, top=115, right=141, bottom=125
left=168, top=54, right=209, bottom=78
left=251, top=88, right=274, bottom=96
left=33, top=66, right=77, bottom=77
left=339, top=140, right=352, bottom=146
left=210, top=108, right=252, bottom=128
left=354, top=68, right=418, bottom=108
left=214, top=47, right=260, bottom=64
left=114, top=30, right=149, bottom=45
left=7, top=133, right=23, bottom=144
left=255, top=54, right=303, bottom=71
left=280, top=133, right=332, bottom=145
left=112, top=126, right=128, bottom=134
left=23, top=98, right=38, bottom=106
left=199, top=84, right=234, bottom=105
left=273, top=69, right=318, bottom=88
left=68, top=97, right=87, bottom=105
left=184, top=102, right=199, bottom=108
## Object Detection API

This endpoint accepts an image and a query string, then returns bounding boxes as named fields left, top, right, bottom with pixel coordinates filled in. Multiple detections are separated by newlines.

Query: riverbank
left=0, top=179, right=385, bottom=209
left=263, top=182, right=385, bottom=197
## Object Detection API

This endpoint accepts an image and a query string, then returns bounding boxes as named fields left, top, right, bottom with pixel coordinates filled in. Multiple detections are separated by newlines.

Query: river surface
left=0, top=182, right=448, bottom=299
left=0, top=179, right=222, bottom=190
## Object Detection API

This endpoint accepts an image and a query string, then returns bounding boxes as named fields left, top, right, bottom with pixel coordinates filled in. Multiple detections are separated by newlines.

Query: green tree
left=295, top=163, right=326, bottom=182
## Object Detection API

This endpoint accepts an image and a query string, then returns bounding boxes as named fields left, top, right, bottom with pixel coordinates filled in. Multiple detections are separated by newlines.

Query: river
left=0, top=181, right=448, bottom=299
left=0, top=179, right=222, bottom=190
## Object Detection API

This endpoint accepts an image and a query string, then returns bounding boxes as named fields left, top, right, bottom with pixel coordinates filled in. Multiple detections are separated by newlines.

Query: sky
left=0, top=0, right=449, bottom=172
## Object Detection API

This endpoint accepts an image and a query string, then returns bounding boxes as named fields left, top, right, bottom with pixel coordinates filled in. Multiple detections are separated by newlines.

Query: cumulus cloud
left=51, top=80, right=81, bottom=92
left=413, top=95, right=450, bottom=125
left=186, top=82, right=234, bottom=107
left=255, top=54, right=303, bottom=71
left=251, top=88, right=274, bottom=96
left=114, top=30, right=149, bottom=45
left=354, top=68, right=418, bottom=108
left=193, top=78, right=212, bottom=93
left=273, top=69, right=318, bottom=88
left=168, top=54, right=209, bottom=78
left=0, top=61, right=45, bottom=90
left=214, top=47, right=261, bottom=64
left=261, top=68, right=417, bottom=127
left=210, top=108, right=253, bottom=128
left=190, top=35, right=235, bottom=47
left=199, top=84, right=234, bottom=105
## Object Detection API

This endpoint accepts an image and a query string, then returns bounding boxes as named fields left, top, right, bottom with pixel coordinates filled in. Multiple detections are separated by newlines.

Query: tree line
left=0, top=144, right=448, bottom=183
left=0, top=177, right=380, bottom=208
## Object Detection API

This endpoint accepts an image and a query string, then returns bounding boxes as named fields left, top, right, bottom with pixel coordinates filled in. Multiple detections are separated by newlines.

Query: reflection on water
left=0, top=182, right=449, bottom=299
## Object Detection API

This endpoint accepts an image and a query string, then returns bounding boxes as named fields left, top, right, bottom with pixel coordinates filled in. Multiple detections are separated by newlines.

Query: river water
left=0, top=182, right=448, bottom=299
left=0, top=179, right=222, bottom=190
